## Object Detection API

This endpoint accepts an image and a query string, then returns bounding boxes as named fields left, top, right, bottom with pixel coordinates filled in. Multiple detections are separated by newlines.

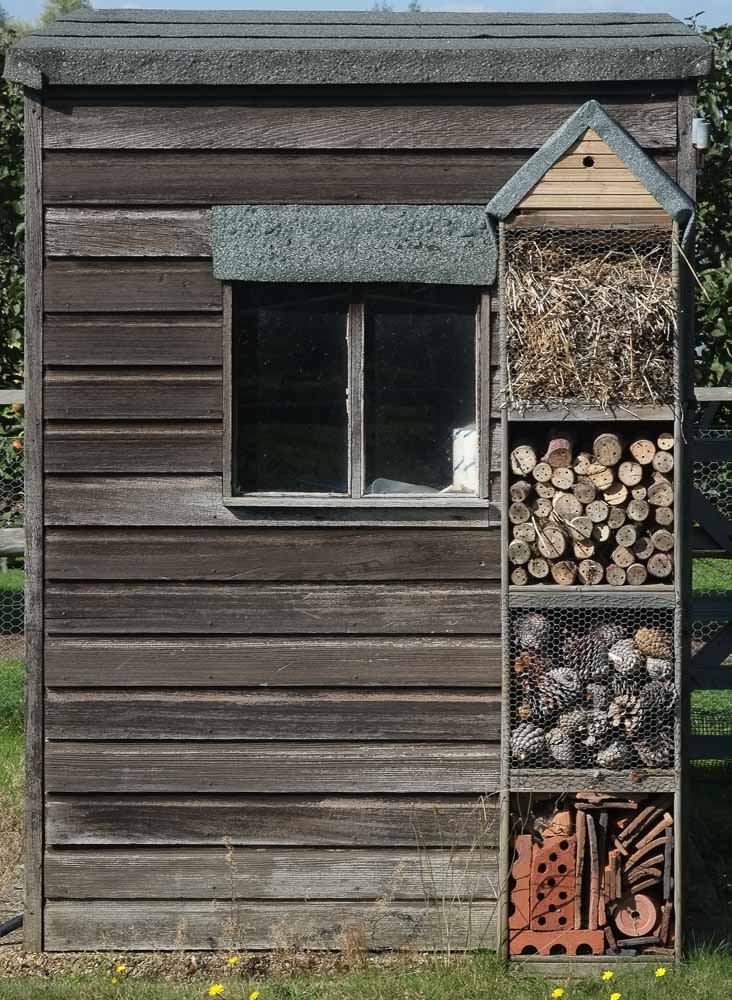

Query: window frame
left=222, top=281, right=492, bottom=509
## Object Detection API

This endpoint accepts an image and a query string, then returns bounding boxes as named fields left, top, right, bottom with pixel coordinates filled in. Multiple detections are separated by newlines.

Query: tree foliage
left=0, top=25, right=24, bottom=391
left=695, top=23, right=732, bottom=386
left=40, top=0, right=91, bottom=28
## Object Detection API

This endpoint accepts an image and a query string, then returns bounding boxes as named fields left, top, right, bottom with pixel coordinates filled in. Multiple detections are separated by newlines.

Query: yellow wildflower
left=551, top=990, right=565, bottom=999
left=226, top=956, right=238, bottom=966
left=115, top=964, right=127, bottom=973
left=610, top=993, right=622, bottom=1000
left=111, top=978, right=118, bottom=985
left=656, top=967, right=667, bottom=978
left=602, top=971, right=614, bottom=981
left=250, top=992, right=261, bottom=1000
left=208, top=987, right=225, bottom=997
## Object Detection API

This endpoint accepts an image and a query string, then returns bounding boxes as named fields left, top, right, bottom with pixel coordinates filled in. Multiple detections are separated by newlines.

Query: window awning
left=211, top=205, right=497, bottom=286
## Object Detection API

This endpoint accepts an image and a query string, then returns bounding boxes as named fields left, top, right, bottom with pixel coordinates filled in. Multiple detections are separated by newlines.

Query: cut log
left=611, top=545, right=635, bottom=569
left=574, top=452, right=595, bottom=476
left=537, top=523, right=566, bottom=560
left=531, top=498, right=553, bottom=520
left=511, top=444, right=538, bottom=476
left=578, top=559, right=603, bottom=585
left=604, top=482, right=629, bottom=507
left=657, top=430, right=674, bottom=452
left=637, top=813, right=673, bottom=850
left=573, top=481, right=596, bottom=505
left=586, top=499, right=609, bottom=524
left=618, top=461, right=643, bottom=487
left=655, top=506, right=674, bottom=527
left=568, top=515, right=593, bottom=540
left=653, top=450, right=674, bottom=474
left=542, top=433, right=574, bottom=469
left=606, top=564, right=627, bottom=586
left=660, top=901, right=673, bottom=943
left=532, top=462, right=553, bottom=484
left=627, top=499, right=650, bottom=523
left=586, top=812, right=600, bottom=931
left=593, top=433, right=623, bottom=467
left=629, top=438, right=656, bottom=466
left=592, top=523, right=611, bottom=544
left=586, top=466, right=615, bottom=491
left=535, top=482, right=556, bottom=499
left=648, top=472, right=673, bottom=508
left=626, top=563, right=648, bottom=586
left=607, top=506, right=626, bottom=530
left=574, top=540, right=596, bottom=561
left=528, top=557, right=550, bottom=580
left=553, top=491, right=584, bottom=520
left=648, top=553, right=673, bottom=579
left=631, top=486, right=648, bottom=501
left=615, top=524, right=638, bottom=548
left=633, top=535, right=654, bottom=560
left=509, top=502, right=531, bottom=525
left=513, top=523, right=536, bottom=543
left=511, top=566, right=529, bottom=586
left=551, top=467, right=575, bottom=491
left=508, top=539, right=532, bottom=566
left=651, top=529, right=674, bottom=553
left=551, top=560, right=578, bottom=586
left=510, top=480, right=533, bottom=503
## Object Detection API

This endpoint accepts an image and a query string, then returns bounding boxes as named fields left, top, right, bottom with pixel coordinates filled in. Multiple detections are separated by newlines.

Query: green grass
left=0, top=567, right=24, bottom=593
left=693, top=558, right=732, bottom=595
left=0, top=951, right=731, bottom=1000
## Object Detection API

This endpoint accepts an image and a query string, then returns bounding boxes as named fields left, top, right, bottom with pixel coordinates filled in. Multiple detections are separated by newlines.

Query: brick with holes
left=530, top=835, right=576, bottom=932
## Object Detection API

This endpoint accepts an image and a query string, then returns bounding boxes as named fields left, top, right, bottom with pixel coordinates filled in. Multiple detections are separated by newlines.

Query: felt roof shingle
left=4, top=10, right=712, bottom=88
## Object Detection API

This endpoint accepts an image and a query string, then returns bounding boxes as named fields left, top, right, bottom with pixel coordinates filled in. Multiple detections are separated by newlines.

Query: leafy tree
left=40, top=0, right=91, bottom=28
left=694, top=23, right=732, bottom=385
left=0, top=25, right=24, bottom=391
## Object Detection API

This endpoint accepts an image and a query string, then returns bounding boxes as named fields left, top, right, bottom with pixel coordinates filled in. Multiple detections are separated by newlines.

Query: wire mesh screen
left=0, top=403, right=24, bottom=665
left=504, top=227, right=676, bottom=408
left=509, top=605, right=677, bottom=770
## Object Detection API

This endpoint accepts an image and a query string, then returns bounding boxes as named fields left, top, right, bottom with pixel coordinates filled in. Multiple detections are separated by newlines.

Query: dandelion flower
left=551, top=990, right=565, bottom=999
left=226, top=956, right=239, bottom=966
left=115, top=964, right=127, bottom=973
left=208, top=986, right=225, bottom=997
left=111, top=978, right=118, bottom=985
left=250, top=992, right=261, bottom=1000
left=655, top=967, right=667, bottom=978
left=602, top=971, right=614, bottom=981
left=610, top=992, right=622, bottom=1000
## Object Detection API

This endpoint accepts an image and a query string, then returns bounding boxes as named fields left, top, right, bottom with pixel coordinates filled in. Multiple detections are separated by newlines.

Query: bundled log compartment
left=508, top=423, right=675, bottom=587
left=509, top=604, right=677, bottom=772
left=509, top=794, right=675, bottom=958
left=504, top=226, right=676, bottom=409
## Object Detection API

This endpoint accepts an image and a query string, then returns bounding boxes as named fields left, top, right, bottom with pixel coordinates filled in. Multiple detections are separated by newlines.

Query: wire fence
left=0, top=399, right=24, bottom=667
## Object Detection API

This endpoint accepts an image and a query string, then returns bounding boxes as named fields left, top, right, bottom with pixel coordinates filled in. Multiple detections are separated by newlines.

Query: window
left=227, top=283, right=490, bottom=507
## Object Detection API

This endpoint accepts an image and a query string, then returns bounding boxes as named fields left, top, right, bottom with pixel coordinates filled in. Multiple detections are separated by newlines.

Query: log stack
left=509, top=429, right=674, bottom=586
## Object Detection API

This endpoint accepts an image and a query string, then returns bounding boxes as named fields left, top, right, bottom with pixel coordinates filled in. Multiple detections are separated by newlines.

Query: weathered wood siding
left=38, top=84, right=680, bottom=951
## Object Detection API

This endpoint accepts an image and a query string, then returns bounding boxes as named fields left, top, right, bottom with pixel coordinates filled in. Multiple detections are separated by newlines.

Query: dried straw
left=505, top=228, right=676, bottom=408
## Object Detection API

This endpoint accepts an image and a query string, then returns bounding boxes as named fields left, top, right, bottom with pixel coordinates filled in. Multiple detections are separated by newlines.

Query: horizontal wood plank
left=44, top=582, right=500, bottom=634
left=521, top=193, right=662, bottom=209
left=45, top=690, right=500, bottom=741
left=45, top=422, right=221, bottom=474
left=44, top=637, right=501, bottom=688
left=44, top=742, right=501, bottom=793
left=46, top=794, right=500, bottom=846
left=45, top=315, right=223, bottom=366
left=45, top=476, right=500, bottom=527
left=45, top=261, right=222, bottom=313
left=46, top=208, right=210, bottom=257
left=44, top=847, right=499, bottom=900
left=43, top=150, right=678, bottom=205
left=45, top=527, right=500, bottom=580
left=42, top=97, right=676, bottom=150
left=44, top=370, right=221, bottom=420
left=44, top=899, right=498, bottom=950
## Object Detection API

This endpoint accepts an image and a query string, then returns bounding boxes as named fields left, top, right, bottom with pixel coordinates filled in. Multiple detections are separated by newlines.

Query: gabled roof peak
left=486, top=99, right=694, bottom=222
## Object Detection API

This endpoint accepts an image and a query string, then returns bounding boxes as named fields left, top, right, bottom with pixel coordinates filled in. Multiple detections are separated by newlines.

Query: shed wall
left=37, top=83, right=681, bottom=950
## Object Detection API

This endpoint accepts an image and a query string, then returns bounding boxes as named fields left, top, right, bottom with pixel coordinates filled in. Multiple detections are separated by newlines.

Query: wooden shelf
left=508, top=585, right=676, bottom=608
left=507, top=403, right=675, bottom=422
left=510, top=768, right=676, bottom=794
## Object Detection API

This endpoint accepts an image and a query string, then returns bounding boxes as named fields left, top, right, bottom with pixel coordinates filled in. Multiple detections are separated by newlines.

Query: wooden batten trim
left=509, top=208, right=672, bottom=230
left=23, top=88, right=44, bottom=952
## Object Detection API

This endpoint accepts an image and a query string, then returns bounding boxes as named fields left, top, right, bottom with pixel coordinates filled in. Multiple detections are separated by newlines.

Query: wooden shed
left=5, top=10, right=711, bottom=959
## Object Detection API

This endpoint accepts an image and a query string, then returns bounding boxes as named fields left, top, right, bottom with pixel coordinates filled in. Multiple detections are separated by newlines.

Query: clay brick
left=530, top=834, right=576, bottom=932
left=510, top=928, right=605, bottom=957
left=509, top=834, right=532, bottom=930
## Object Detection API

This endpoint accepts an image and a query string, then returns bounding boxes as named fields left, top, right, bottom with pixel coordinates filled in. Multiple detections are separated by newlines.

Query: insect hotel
left=6, top=10, right=710, bottom=962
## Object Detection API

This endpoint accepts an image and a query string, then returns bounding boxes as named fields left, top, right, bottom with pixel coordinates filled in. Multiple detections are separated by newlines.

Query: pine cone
left=538, top=667, right=581, bottom=717
left=610, top=670, right=644, bottom=697
left=634, top=626, right=672, bottom=659
left=563, top=633, right=610, bottom=683
left=515, top=612, right=551, bottom=651
left=585, top=682, right=611, bottom=711
left=633, top=734, right=674, bottom=768
left=582, top=708, right=611, bottom=750
left=636, top=680, right=677, bottom=729
left=513, top=651, right=552, bottom=677
left=511, top=722, right=546, bottom=765
left=558, top=707, right=589, bottom=741
left=646, top=656, right=674, bottom=682
left=594, top=623, right=628, bottom=648
left=608, top=693, right=643, bottom=736
left=608, top=638, right=645, bottom=675
left=546, top=727, right=576, bottom=766
left=596, top=738, right=633, bottom=770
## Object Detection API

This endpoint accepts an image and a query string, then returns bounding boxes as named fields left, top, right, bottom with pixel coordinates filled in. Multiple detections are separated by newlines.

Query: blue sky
left=4, top=0, right=729, bottom=27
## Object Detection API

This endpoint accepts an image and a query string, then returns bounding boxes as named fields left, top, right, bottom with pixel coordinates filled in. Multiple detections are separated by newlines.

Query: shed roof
left=4, top=10, right=711, bottom=89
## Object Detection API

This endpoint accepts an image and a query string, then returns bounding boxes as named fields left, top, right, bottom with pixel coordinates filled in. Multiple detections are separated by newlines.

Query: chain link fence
left=0, top=398, right=24, bottom=669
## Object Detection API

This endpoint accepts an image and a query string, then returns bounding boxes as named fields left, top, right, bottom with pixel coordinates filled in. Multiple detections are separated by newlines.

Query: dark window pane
left=364, top=285, right=477, bottom=495
left=233, top=284, right=349, bottom=494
